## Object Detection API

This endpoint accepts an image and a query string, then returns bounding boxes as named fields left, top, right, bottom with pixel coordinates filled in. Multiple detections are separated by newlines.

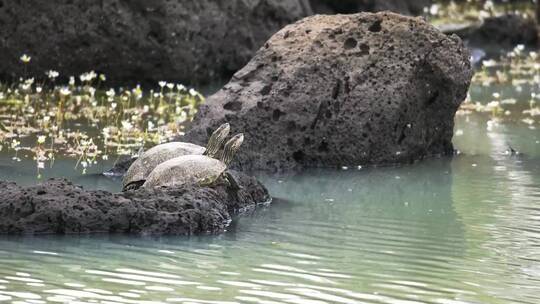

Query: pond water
left=1, top=69, right=540, bottom=302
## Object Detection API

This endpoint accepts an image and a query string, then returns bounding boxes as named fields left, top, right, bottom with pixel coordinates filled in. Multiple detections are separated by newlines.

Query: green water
left=1, top=82, right=540, bottom=303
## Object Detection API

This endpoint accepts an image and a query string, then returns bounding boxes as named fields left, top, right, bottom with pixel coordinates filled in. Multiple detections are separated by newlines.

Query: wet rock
left=310, top=0, right=431, bottom=15
left=103, top=157, right=137, bottom=177
left=465, top=14, right=538, bottom=48
left=0, top=172, right=270, bottom=235
left=0, top=0, right=311, bottom=86
left=184, top=12, right=472, bottom=172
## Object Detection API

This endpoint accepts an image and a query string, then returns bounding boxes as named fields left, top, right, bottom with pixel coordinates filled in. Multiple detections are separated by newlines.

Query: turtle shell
left=122, top=142, right=205, bottom=190
left=142, top=154, right=226, bottom=189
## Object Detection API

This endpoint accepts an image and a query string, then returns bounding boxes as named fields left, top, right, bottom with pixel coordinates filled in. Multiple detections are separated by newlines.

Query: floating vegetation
left=427, top=0, right=534, bottom=25
left=0, top=59, right=204, bottom=176
left=457, top=45, right=540, bottom=131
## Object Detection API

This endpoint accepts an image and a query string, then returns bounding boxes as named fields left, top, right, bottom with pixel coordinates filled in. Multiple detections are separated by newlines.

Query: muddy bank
left=0, top=171, right=270, bottom=236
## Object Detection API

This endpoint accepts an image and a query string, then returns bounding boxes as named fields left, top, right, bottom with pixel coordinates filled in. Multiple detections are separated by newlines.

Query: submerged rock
left=465, top=14, right=538, bottom=48
left=103, top=157, right=137, bottom=178
left=0, top=0, right=311, bottom=86
left=0, top=171, right=270, bottom=236
left=184, top=12, right=473, bottom=172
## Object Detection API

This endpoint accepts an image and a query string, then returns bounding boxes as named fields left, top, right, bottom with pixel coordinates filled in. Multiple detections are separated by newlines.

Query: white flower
left=106, top=88, right=115, bottom=97
left=148, top=121, right=155, bottom=131
left=166, top=83, right=175, bottom=89
left=80, top=71, right=97, bottom=82
left=20, top=54, right=31, bottom=63
left=59, top=87, right=71, bottom=96
left=189, top=88, right=198, bottom=96
left=176, top=84, right=186, bottom=91
left=429, top=4, right=439, bottom=15
left=46, top=70, right=59, bottom=79
left=69, top=76, right=75, bottom=86
left=36, top=86, right=43, bottom=93
left=37, top=135, right=46, bottom=144
left=11, top=139, right=20, bottom=148
left=483, top=0, right=494, bottom=11
left=121, top=120, right=133, bottom=131
left=37, top=161, right=45, bottom=169
left=21, top=83, right=31, bottom=91
left=132, top=85, right=143, bottom=99
left=99, top=74, right=106, bottom=82
left=158, top=81, right=166, bottom=88
left=486, top=101, right=500, bottom=110
left=482, top=59, right=497, bottom=67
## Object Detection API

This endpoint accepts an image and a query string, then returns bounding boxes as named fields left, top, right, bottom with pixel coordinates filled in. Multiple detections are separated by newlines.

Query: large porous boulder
left=0, top=172, right=270, bottom=235
left=310, top=0, right=431, bottom=15
left=184, top=12, right=472, bottom=172
left=0, top=0, right=311, bottom=86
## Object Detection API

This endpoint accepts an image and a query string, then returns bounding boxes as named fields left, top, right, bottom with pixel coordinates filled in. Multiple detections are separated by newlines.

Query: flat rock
left=0, top=0, right=311, bottom=86
left=0, top=171, right=270, bottom=236
left=184, top=12, right=473, bottom=172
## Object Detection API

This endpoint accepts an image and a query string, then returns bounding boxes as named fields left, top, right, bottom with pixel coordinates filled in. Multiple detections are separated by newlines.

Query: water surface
left=1, top=82, right=540, bottom=303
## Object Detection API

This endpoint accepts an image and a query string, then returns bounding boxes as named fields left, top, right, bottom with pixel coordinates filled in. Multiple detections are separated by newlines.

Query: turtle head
left=220, top=133, right=244, bottom=166
left=204, top=123, right=230, bottom=158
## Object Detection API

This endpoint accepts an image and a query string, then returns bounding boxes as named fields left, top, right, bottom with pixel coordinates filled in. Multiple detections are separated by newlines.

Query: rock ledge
left=0, top=171, right=269, bottom=236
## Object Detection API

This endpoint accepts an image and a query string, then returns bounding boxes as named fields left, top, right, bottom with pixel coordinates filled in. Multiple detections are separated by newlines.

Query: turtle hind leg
left=224, top=171, right=249, bottom=203
left=123, top=180, right=145, bottom=191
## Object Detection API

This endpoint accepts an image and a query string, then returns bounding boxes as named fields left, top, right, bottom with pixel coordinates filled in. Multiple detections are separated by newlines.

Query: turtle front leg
left=224, top=171, right=248, bottom=202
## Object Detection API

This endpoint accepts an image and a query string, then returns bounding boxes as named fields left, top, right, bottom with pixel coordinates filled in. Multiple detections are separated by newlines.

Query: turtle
left=122, top=123, right=230, bottom=191
left=142, top=133, right=244, bottom=191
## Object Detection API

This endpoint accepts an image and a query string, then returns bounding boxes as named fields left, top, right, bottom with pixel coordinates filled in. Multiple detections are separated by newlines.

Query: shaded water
left=1, top=84, right=540, bottom=302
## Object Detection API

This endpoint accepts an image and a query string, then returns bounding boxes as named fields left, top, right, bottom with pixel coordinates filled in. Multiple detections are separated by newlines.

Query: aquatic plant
left=427, top=0, right=535, bottom=25
left=457, top=46, right=540, bottom=131
left=0, top=61, right=204, bottom=175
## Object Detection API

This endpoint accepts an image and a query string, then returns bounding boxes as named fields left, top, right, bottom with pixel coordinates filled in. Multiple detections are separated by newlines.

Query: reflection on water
left=1, top=86, right=540, bottom=303
left=0, top=156, right=122, bottom=192
left=0, top=146, right=539, bottom=302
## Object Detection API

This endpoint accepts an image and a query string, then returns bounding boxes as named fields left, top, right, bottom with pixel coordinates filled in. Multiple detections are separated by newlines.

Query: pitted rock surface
left=184, top=12, right=473, bottom=172
left=0, top=171, right=270, bottom=235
